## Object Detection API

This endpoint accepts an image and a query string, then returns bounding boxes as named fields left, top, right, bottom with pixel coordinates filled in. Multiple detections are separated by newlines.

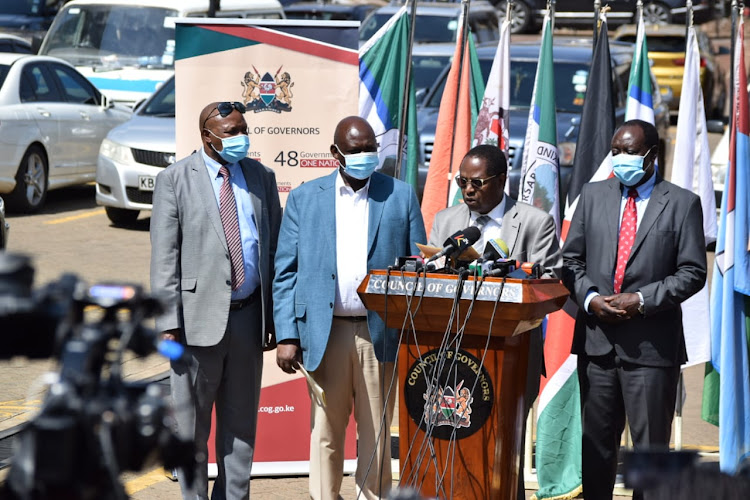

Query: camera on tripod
left=0, top=253, right=195, bottom=500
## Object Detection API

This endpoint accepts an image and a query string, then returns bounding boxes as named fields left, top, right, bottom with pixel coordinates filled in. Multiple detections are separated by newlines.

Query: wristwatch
left=637, top=291, right=645, bottom=315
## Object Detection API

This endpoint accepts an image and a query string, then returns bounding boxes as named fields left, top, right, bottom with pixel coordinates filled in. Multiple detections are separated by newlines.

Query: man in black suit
left=562, top=120, right=707, bottom=500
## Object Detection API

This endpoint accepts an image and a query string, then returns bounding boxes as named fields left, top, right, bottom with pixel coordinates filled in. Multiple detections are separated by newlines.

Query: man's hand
left=161, top=328, right=181, bottom=343
left=605, top=293, right=641, bottom=319
left=589, top=295, right=628, bottom=323
left=276, top=340, right=302, bottom=374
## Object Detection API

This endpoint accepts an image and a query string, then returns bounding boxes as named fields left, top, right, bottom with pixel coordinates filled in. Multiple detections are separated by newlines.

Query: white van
left=38, top=0, right=285, bottom=106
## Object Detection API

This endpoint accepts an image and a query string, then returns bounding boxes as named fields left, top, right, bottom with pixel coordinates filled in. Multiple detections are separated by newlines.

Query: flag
left=359, top=5, right=419, bottom=189
left=625, top=14, right=654, bottom=124
left=473, top=18, right=510, bottom=194
left=420, top=19, right=485, bottom=237
left=671, top=25, right=718, bottom=369
left=519, top=13, right=560, bottom=233
left=534, top=19, right=615, bottom=500
left=701, top=17, right=750, bottom=474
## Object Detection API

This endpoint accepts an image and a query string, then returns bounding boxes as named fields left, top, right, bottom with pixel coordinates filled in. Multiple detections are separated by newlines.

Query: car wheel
left=641, top=2, right=671, bottom=25
left=496, top=1, right=534, bottom=34
left=10, top=145, right=48, bottom=213
left=105, top=206, right=139, bottom=225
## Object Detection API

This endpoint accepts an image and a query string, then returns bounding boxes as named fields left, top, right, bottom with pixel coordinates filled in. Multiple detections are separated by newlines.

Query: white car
left=96, top=75, right=175, bottom=225
left=0, top=53, right=131, bottom=212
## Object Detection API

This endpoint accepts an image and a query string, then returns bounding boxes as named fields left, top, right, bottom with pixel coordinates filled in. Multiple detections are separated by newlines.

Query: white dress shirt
left=470, top=196, right=506, bottom=253
left=334, top=171, right=370, bottom=316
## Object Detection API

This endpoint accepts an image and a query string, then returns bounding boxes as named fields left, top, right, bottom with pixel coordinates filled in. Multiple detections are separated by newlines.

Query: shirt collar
left=201, top=148, right=237, bottom=179
left=470, top=196, right=506, bottom=223
left=622, top=173, right=656, bottom=200
left=335, top=169, right=370, bottom=197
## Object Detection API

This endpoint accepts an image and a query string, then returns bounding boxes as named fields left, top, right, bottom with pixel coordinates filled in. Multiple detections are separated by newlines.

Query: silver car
left=96, top=76, right=175, bottom=225
left=0, top=53, right=131, bottom=212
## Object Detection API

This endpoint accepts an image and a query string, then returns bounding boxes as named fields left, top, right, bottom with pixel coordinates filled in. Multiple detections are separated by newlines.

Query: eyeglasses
left=455, top=174, right=498, bottom=189
left=202, top=102, right=247, bottom=129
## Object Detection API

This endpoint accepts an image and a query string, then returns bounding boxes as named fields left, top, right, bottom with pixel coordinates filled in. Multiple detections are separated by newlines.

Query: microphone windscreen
left=483, top=238, right=509, bottom=260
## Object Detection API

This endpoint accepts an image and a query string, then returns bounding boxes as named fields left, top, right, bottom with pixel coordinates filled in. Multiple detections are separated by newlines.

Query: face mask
left=335, top=144, right=379, bottom=180
left=206, top=129, right=250, bottom=164
left=612, top=147, right=653, bottom=187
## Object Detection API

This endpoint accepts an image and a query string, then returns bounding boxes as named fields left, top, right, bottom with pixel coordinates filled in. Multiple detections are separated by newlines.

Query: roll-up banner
left=173, top=18, right=360, bottom=476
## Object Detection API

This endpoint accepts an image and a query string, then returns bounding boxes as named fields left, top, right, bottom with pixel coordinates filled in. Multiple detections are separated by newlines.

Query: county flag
left=625, top=14, right=654, bottom=124
left=473, top=18, right=510, bottom=194
left=519, top=13, right=559, bottom=233
left=421, top=21, right=485, bottom=236
left=359, top=5, right=419, bottom=189
left=701, top=16, right=750, bottom=473
left=671, top=25, right=718, bottom=368
left=534, top=19, right=615, bottom=500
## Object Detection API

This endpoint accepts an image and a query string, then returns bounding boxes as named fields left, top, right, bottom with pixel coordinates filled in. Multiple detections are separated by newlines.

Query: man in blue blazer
left=273, top=116, right=426, bottom=500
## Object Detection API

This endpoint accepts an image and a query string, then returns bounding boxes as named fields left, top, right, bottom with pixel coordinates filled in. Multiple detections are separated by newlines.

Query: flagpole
left=394, top=0, right=418, bottom=183
left=637, top=0, right=643, bottom=26
left=445, top=0, right=471, bottom=207
left=593, top=0, right=600, bottom=46
left=730, top=0, right=738, bottom=117
left=549, top=0, right=556, bottom=31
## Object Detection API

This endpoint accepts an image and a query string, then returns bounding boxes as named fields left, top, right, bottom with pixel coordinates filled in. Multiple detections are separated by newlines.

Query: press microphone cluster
left=478, top=238, right=544, bottom=279
left=424, top=226, right=482, bottom=271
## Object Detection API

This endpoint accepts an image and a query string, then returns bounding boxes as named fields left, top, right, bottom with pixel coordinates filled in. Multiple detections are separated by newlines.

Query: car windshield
left=42, top=5, right=178, bottom=69
left=140, top=77, right=175, bottom=117
left=1, top=0, right=55, bottom=16
left=0, top=65, right=9, bottom=88
left=617, top=35, right=686, bottom=52
left=360, top=14, right=459, bottom=43
left=423, top=59, right=590, bottom=114
left=412, top=54, right=452, bottom=92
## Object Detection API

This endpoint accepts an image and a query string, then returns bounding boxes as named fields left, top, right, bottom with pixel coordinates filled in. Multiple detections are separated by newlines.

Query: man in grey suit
left=562, top=120, right=706, bottom=500
left=151, top=101, right=282, bottom=500
left=273, top=116, right=426, bottom=500
left=428, top=144, right=562, bottom=499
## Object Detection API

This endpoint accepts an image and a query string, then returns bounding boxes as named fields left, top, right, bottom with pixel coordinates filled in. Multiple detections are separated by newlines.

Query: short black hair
left=464, top=144, right=507, bottom=177
left=618, top=119, right=659, bottom=149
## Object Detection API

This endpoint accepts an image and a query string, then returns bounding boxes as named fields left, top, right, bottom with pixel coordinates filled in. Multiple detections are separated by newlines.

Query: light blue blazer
left=273, top=170, right=426, bottom=371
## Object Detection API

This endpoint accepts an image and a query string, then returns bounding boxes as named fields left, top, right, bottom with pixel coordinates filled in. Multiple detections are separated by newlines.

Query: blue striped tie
left=218, top=166, right=245, bottom=290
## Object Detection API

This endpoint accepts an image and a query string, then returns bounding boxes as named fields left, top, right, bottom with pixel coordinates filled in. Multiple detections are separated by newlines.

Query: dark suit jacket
left=562, top=176, right=707, bottom=367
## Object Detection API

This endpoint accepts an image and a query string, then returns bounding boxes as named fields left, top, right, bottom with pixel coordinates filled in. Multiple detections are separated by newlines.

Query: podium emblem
left=405, top=349, right=493, bottom=440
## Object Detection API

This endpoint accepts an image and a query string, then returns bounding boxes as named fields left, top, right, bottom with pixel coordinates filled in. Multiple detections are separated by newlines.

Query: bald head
left=332, top=116, right=375, bottom=147
left=199, top=102, right=221, bottom=131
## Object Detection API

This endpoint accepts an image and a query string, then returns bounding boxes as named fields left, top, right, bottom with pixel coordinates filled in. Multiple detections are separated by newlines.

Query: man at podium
left=273, top=116, right=426, bottom=500
left=427, top=144, right=562, bottom=499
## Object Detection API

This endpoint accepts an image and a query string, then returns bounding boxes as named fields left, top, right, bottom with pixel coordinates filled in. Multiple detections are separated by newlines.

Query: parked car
left=412, top=43, right=456, bottom=98
left=359, top=1, right=500, bottom=45
left=284, top=1, right=383, bottom=21
left=491, top=0, right=716, bottom=34
left=0, top=53, right=131, bottom=212
left=613, top=23, right=726, bottom=119
left=0, top=0, right=62, bottom=43
left=0, top=34, right=33, bottom=54
left=96, top=75, right=175, bottom=225
left=416, top=39, right=671, bottom=202
left=0, top=196, right=8, bottom=249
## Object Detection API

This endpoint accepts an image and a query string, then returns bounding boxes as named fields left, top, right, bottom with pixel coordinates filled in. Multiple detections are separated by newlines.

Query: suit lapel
left=193, top=154, right=228, bottom=251
left=501, top=198, right=521, bottom=257
left=629, top=177, right=668, bottom=263
left=367, top=174, right=385, bottom=255
left=240, top=160, right=263, bottom=239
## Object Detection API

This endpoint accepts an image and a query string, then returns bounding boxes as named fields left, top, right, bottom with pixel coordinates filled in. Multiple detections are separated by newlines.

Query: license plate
left=138, top=175, right=155, bottom=191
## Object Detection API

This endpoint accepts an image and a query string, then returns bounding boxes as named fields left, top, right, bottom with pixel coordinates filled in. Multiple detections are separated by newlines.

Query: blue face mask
left=612, top=148, right=653, bottom=186
left=335, top=145, right=379, bottom=180
left=206, top=129, right=250, bottom=164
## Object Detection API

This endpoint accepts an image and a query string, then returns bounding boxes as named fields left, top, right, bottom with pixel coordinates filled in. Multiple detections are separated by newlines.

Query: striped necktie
left=218, top=166, right=245, bottom=290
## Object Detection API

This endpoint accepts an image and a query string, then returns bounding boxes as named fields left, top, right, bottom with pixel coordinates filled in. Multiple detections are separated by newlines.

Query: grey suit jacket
left=150, top=151, right=282, bottom=347
left=562, top=176, right=707, bottom=366
left=428, top=198, right=562, bottom=279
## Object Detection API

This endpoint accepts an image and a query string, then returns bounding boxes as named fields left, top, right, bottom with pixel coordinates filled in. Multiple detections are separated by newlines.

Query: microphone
left=482, top=238, right=510, bottom=261
left=425, top=226, right=482, bottom=264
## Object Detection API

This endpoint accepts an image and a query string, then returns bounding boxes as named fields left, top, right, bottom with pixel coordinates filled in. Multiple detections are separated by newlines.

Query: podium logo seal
left=405, top=348, right=493, bottom=440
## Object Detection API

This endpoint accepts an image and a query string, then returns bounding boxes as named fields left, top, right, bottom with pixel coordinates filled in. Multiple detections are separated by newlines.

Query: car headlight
left=100, top=138, right=134, bottom=163
left=558, top=142, right=576, bottom=166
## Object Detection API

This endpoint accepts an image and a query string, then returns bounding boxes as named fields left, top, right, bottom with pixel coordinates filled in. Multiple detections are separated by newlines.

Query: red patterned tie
left=613, top=188, right=638, bottom=294
left=218, top=166, right=245, bottom=290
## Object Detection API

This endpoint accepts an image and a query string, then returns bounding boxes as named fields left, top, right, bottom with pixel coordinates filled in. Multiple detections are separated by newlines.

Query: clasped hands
left=589, top=292, right=641, bottom=323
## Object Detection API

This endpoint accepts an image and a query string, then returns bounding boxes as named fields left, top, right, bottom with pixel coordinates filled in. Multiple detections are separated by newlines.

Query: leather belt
left=334, top=315, right=367, bottom=322
left=230, top=288, right=260, bottom=311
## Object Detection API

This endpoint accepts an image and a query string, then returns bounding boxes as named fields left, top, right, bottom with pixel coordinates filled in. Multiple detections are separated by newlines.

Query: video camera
left=0, top=253, right=195, bottom=500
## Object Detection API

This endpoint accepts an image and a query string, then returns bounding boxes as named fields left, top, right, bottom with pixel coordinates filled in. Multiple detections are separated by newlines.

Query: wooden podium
left=358, top=270, right=568, bottom=499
